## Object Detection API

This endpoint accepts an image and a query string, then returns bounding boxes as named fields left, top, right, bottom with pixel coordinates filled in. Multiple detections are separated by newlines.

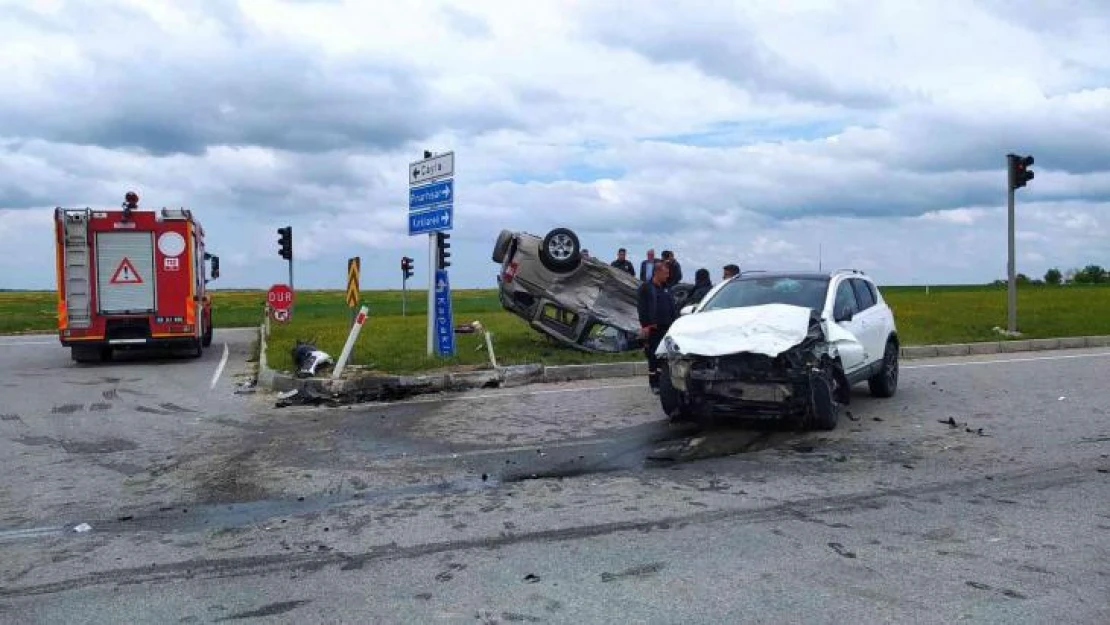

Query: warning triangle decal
left=109, top=257, right=144, bottom=285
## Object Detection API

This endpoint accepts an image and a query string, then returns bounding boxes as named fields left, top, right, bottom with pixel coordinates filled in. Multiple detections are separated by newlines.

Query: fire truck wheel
left=71, top=346, right=102, bottom=364
left=202, top=319, right=213, bottom=347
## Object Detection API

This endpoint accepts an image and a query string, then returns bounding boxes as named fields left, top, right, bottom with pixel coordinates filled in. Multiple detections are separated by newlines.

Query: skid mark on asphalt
left=0, top=462, right=1094, bottom=596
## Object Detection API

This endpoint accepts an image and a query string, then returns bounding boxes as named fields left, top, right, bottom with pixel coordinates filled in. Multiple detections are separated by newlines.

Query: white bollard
left=332, top=305, right=369, bottom=380
left=484, top=331, right=498, bottom=369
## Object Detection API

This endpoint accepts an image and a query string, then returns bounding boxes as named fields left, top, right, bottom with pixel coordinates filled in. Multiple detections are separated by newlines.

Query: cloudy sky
left=2, top=0, right=1108, bottom=291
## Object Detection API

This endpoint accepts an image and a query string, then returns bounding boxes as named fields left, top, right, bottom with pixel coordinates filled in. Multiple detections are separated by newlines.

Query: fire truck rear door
left=96, top=231, right=156, bottom=314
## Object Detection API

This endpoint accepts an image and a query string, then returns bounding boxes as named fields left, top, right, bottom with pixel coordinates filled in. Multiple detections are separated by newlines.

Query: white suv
left=657, top=269, right=899, bottom=430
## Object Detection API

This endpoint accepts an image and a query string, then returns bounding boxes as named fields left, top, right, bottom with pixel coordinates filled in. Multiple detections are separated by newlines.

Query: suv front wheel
left=868, top=339, right=899, bottom=398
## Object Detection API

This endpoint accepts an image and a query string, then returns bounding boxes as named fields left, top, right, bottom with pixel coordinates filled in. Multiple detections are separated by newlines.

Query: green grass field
left=3, top=284, right=1110, bottom=374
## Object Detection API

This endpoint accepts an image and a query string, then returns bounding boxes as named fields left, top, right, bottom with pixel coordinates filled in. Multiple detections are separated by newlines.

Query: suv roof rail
left=833, top=268, right=867, bottom=275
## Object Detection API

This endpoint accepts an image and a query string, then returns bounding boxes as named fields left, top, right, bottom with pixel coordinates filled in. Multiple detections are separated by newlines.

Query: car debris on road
left=291, top=341, right=334, bottom=378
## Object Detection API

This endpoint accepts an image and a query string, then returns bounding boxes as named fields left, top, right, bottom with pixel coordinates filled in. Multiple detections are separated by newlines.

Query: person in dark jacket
left=611, top=248, right=635, bottom=275
left=723, top=263, right=740, bottom=281
left=639, top=248, right=656, bottom=282
left=637, top=260, right=679, bottom=393
left=689, top=268, right=713, bottom=305
left=661, top=250, right=682, bottom=287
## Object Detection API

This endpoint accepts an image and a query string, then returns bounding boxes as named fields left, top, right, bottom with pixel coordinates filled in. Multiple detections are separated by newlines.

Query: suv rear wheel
left=539, top=227, right=581, bottom=273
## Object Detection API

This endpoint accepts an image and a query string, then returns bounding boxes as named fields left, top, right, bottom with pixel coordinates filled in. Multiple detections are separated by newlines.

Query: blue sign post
left=408, top=150, right=456, bottom=356
left=434, top=269, right=455, bottom=357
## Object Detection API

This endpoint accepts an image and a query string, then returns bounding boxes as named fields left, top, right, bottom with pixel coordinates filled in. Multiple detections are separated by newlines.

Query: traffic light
left=401, top=256, right=414, bottom=280
left=435, top=232, right=451, bottom=269
left=277, top=226, right=292, bottom=260
left=1007, top=153, right=1034, bottom=190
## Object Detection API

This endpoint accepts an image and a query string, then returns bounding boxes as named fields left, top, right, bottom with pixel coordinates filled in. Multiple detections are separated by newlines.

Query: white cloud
left=0, top=0, right=1108, bottom=291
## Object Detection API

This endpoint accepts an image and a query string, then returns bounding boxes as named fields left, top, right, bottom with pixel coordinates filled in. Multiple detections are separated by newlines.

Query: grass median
left=3, top=284, right=1110, bottom=374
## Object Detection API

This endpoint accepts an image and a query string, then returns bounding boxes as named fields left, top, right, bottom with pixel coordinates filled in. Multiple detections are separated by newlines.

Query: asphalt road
left=1, top=333, right=1108, bottom=624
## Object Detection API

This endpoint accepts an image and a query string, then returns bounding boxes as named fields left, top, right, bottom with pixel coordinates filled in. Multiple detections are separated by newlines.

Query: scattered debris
left=828, top=542, right=856, bottom=559
left=846, top=411, right=859, bottom=421
left=872, top=417, right=884, bottom=422
left=1058, top=396, right=1066, bottom=401
left=291, top=341, right=334, bottom=378
left=455, top=320, right=484, bottom=334
left=523, top=574, right=541, bottom=583
left=74, top=523, right=92, bottom=533
left=117, top=515, right=134, bottom=522
left=1097, top=468, right=1108, bottom=474
left=275, top=387, right=341, bottom=409
left=940, top=417, right=959, bottom=428
left=834, top=454, right=849, bottom=463
left=965, top=427, right=987, bottom=436
left=902, top=464, right=915, bottom=470
left=234, top=378, right=258, bottom=395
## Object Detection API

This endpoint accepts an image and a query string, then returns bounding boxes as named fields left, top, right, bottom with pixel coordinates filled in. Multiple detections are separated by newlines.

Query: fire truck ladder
left=62, top=209, right=92, bottom=328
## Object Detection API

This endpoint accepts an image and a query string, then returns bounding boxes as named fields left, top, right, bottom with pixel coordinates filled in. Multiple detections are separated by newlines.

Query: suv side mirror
left=680, top=304, right=695, bottom=316
left=210, top=255, right=220, bottom=280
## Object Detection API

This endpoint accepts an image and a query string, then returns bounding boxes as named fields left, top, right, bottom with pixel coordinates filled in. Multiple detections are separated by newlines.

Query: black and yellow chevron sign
left=346, top=257, right=360, bottom=307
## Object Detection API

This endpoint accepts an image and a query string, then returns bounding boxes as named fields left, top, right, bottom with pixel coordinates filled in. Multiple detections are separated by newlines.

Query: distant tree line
left=993, top=264, right=1108, bottom=286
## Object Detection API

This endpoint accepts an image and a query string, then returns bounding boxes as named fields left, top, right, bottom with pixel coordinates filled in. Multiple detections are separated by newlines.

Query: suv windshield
left=699, top=276, right=829, bottom=313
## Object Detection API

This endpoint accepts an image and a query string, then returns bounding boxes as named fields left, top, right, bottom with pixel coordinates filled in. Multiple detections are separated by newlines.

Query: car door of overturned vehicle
left=830, top=278, right=868, bottom=374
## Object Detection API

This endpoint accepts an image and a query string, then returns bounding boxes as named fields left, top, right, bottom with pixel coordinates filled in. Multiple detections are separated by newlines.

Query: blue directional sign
left=434, top=269, right=455, bottom=357
left=409, top=179, right=454, bottom=211
left=408, top=205, right=454, bottom=235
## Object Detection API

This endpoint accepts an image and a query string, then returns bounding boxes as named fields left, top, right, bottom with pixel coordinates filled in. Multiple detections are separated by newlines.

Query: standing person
left=661, top=250, right=683, bottom=287
left=611, top=248, right=635, bottom=275
left=722, top=264, right=740, bottom=280
left=689, top=268, right=714, bottom=304
left=637, top=260, right=678, bottom=394
left=639, top=248, right=656, bottom=282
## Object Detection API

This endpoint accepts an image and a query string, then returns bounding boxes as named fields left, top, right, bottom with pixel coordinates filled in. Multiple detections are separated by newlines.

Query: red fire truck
left=53, top=192, right=220, bottom=363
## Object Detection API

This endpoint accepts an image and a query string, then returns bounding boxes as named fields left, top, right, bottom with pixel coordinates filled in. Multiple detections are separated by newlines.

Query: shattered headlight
left=664, top=335, right=681, bottom=355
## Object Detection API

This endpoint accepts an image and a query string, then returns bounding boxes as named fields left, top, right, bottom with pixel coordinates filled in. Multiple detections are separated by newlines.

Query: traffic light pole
left=427, top=232, right=436, bottom=356
left=1006, top=184, right=1016, bottom=333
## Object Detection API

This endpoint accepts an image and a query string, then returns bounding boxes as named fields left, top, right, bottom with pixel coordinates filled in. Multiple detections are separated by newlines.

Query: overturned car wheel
left=492, top=229, right=514, bottom=263
left=539, top=227, right=581, bottom=273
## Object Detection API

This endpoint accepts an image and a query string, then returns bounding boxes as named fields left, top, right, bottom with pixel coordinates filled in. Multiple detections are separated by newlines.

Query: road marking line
left=210, top=343, right=229, bottom=390
left=0, top=340, right=55, bottom=346
left=902, top=350, right=1110, bottom=370
left=0, top=525, right=66, bottom=542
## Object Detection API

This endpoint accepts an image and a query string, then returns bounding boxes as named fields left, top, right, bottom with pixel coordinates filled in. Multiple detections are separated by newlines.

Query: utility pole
left=1005, top=153, right=1035, bottom=334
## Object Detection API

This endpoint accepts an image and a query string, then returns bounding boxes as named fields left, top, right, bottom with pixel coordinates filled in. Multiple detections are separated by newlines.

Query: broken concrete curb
left=255, top=325, right=1110, bottom=401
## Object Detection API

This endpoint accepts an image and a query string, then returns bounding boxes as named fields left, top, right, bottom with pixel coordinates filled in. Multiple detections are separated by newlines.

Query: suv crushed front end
left=657, top=304, right=855, bottom=430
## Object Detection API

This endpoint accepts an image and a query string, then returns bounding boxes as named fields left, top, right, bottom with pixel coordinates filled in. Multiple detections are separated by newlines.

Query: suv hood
left=656, top=303, right=861, bottom=358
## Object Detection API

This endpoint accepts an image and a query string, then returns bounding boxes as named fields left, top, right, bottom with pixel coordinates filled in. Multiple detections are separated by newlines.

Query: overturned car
left=493, top=227, right=695, bottom=353
left=656, top=271, right=900, bottom=430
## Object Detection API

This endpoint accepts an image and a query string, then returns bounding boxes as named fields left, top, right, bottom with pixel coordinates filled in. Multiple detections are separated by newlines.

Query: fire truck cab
left=54, top=192, right=220, bottom=363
